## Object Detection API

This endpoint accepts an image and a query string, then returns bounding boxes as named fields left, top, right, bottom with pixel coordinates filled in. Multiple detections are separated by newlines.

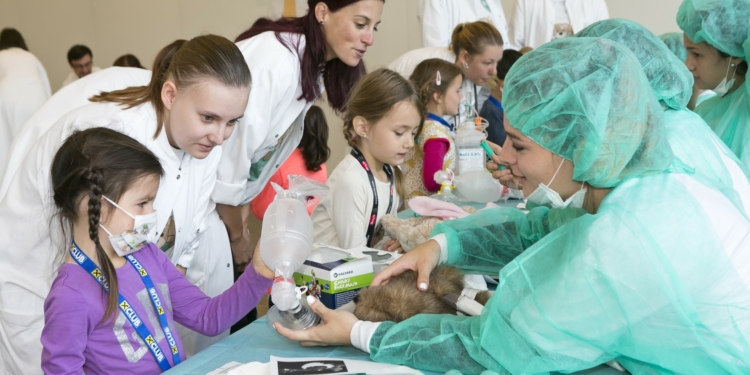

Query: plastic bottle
left=259, top=188, right=314, bottom=311
left=429, top=169, right=460, bottom=205
left=455, top=120, right=486, bottom=175
left=261, top=176, right=329, bottom=331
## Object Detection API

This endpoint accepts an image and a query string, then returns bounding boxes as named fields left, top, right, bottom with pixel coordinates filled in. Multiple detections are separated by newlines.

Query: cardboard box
left=293, top=245, right=373, bottom=310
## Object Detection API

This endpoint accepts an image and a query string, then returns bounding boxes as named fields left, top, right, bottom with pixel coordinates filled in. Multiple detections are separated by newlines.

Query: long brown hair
left=90, top=35, right=251, bottom=138
left=236, top=0, right=384, bottom=113
left=450, top=21, right=504, bottom=57
left=51, top=128, right=164, bottom=323
left=299, top=105, right=330, bottom=172
left=342, top=68, right=424, bottom=198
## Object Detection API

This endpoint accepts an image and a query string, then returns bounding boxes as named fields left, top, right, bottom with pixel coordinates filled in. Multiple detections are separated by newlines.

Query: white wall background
left=0, top=0, right=683, bottom=170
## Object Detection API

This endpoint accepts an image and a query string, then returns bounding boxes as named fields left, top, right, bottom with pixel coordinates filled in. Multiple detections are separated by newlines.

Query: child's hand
left=275, top=295, right=359, bottom=347
left=382, top=239, right=404, bottom=254
left=176, top=265, right=187, bottom=275
left=251, top=240, right=274, bottom=279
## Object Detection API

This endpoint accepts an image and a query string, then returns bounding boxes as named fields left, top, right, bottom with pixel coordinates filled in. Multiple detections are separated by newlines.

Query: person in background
left=113, top=53, right=145, bottom=69
left=251, top=105, right=330, bottom=220
left=61, top=44, right=100, bottom=89
left=507, top=0, right=608, bottom=50
left=389, top=21, right=504, bottom=128
left=0, top=28, right=51, bottom=174
left=479, top=49, right=523, bottom=146
left=660, top=31, right=715, bottom=109
left=420, top=0, right=509, bottom=50
left=402, top=59, right=462, bottom=200
left=678, top=0, right=750, bottom=171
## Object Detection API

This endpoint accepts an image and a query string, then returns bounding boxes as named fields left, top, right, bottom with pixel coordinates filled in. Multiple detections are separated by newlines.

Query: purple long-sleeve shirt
left=41, top=243, right=271, bottom=375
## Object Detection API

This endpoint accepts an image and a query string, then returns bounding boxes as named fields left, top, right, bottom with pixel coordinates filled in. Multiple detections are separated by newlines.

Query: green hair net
left=503, top=37, right=672, bottom=188
left=575, top=19, right=693, bottom=110
left=660, top=32, right=688, bottom=61
left=677, top=0, right=750, bottom=60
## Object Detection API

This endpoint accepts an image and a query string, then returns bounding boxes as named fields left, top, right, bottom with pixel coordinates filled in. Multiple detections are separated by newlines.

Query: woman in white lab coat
left=388, top=21, right=504, bottom=125
left=213, top=0, right=385, bottom=271
left=0, top=35, right=251, bottom=374
left=0, top=28, right=51, bottom=175
left=420, top=0, right=509, bottom=50
left=508, top=0, right=609, bottom=50
left=0, top=66, right=151, bottom=198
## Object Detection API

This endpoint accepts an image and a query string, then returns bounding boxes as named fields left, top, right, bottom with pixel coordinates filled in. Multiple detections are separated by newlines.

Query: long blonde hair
left=342, top=68, right=425, bottom=199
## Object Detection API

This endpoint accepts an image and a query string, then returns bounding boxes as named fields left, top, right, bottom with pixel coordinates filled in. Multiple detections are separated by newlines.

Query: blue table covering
left=165, top=318, right=625, bottom=375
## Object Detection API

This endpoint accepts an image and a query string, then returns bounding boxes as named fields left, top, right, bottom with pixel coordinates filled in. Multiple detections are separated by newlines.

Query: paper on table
left=270, top=356, right=422, bottom=375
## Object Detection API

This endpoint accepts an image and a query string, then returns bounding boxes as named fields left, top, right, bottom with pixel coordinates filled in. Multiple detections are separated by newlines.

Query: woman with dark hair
left=113, top=53, right=145, bottom=68
left=214, top=0, right=385, bottom=272
left=251, top=105, right=330, bottom=220
left=0, top=28, right=51, bottom=173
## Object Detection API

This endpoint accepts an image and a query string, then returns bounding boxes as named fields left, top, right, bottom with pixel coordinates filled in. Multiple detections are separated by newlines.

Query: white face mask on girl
left=525, top=159, right=586, bottom=209
left=99, top=196, right=158, bottom=256
left=713, top=59, right=739, bottom=97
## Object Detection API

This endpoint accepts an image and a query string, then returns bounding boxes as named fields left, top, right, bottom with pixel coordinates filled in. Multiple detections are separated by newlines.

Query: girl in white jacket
left=0, top=35, right=251, bottom=373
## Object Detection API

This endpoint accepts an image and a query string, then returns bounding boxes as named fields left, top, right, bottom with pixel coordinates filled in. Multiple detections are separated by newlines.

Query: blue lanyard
left=69, top=242, right=181, bottom=371
left=487, top=96, right=503, bottom=112
left=426, top=113, right=453, bottom=133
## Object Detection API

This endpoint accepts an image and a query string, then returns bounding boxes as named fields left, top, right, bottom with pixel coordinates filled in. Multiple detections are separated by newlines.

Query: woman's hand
left=382, top=239, right=404, bottom=254
left=230, top=228, right=253, bottom=272
left=371, top=239, right=441, bottom=291
left=275, top=296, right=359, bottom=347
left=176, top=265, right=187, bottom=275
left=485, top=141, right=521, bottom=189
left=251, top=239, right=274, bottom=279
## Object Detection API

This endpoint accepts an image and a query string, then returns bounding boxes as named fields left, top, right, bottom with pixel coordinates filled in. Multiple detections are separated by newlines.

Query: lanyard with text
left=350, top=147, right=394, bottom=247
left=69, top=242, right=180, bottom=371
left=426, top=112, right=454, bottom=133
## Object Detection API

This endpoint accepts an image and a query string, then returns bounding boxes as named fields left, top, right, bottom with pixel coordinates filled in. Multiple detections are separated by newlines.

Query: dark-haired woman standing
left=214, top=0, right=385, bottom=273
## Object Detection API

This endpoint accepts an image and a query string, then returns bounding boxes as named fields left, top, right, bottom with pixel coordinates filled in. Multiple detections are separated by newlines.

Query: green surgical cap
left=677, top=0, right=750, bottom=61
left=660, top=32, right=688, bottom=62
left=503, top=37, right=672, bottom=188
left=576, top=19, right=694, bottom=110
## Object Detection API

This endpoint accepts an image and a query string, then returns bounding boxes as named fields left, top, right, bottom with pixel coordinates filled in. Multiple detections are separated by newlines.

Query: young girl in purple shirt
left=41, top=128, right=274, bottom=374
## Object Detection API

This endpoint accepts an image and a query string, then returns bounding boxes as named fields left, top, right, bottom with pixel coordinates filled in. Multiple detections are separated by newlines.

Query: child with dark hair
left=252, top=105, right=330, bottom=219
left=479, top=49, right=523, bottom=146
left=42, top=128, right=273, bottom=374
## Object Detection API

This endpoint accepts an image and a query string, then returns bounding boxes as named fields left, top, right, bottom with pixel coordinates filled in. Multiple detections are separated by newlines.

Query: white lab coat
left=0, top=47, right=51, bottom=176
left=59, top=66, right=101, bottom=89
left=0, top=67, right=150, bottom=199
left=214, top=31, right=320, bottom=206
left=0, top=100, right=228, bottom=373
left=388, top=46, right=490, bottom=126
left=420, top=0, right=510, bottom=49
left=507, top=0, right=609, bottom=50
